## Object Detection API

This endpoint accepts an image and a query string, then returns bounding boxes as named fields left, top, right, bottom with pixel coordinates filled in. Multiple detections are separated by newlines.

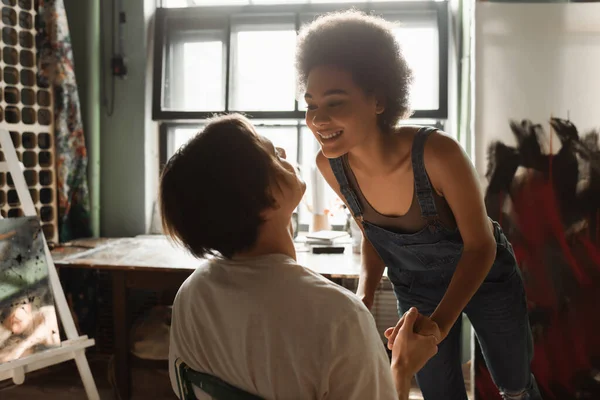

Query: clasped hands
left=385, top=308, right=444, bottom=376
left=386, top=309, right=444, bottom=347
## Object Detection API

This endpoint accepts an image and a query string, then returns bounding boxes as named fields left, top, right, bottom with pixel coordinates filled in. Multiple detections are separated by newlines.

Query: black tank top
left=341, top=129, right=457, bottom=234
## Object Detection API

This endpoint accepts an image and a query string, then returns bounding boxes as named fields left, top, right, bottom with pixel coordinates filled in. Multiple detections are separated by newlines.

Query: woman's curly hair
left=295, top=9, right=414, bottom=131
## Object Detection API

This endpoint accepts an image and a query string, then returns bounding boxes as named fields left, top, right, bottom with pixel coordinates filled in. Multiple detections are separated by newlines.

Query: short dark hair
left=295, top=9, right=413, bottom=131
left=159, top=114, right=278, bottom=259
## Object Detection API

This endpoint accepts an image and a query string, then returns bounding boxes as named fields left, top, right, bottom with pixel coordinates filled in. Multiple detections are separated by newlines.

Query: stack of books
left=304, top=230, right=350, bottom=246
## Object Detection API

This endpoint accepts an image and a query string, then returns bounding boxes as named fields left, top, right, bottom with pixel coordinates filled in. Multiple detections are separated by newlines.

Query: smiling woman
left=295, top=9, right=542, bottom=400
left=303, top=65, right=387, bottom=159
left=296, top=11, right=413, bottom=135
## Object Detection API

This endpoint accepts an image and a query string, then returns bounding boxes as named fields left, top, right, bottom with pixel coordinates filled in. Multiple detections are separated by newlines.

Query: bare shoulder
left=424, top=130, right=469, bottom=168
left=417, top=129, right=472, bottom=196
left=394, top=125, right=466, bottom=168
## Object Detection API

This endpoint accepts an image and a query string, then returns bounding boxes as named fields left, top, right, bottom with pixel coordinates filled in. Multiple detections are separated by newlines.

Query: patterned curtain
left=37, top=0, right=92, bottom=242
left=36, top=0, right=96, bottom=337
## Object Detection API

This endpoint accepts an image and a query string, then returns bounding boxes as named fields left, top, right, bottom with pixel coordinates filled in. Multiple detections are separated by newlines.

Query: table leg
left=112, top=270, right=131, bottom=399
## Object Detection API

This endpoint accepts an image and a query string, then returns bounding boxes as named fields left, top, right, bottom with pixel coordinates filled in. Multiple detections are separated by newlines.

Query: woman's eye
left=306, top=104, right=317, bottom=111
left=329, top=101, right=343, bottom=108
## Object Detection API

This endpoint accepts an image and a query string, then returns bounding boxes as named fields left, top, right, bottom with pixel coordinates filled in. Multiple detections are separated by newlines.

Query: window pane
left=230, top=26, right=297, bottom=111
left=166, top=28, right=226, bottom=111
left=181, top=41, right=225, bottom=111
left=299, top=127, right=345, bottom=227
left=168, top=127, right=201, bottom=159
left=393, top=20, right=439, bottom=110
left=298, top=127, right=317, bottom=226
left=254, top=124, right=299, bottom=166
left=167, top=122, right=299, bottom=166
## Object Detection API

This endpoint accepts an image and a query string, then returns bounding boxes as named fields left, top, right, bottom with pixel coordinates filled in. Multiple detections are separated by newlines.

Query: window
left=392, top=14, right=440, bottom=110
left=229, top=17, right=297, bottom=111
left=168, top=36, right=226, bottom=111
left=154, top=2, right=448, bottom=120
left=154, top=1, right=449, bottom=230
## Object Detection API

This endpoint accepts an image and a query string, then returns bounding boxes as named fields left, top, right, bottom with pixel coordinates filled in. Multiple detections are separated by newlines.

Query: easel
left=0, top=128, right=100, bottom=399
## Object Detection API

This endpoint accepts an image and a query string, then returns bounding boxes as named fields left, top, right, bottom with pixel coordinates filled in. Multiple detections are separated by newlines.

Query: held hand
left=413, top=315, right=442, bottom=344
left=384, top=316, right=405, bottom=351
left=385, top=313, right=443, bottom=350
left=389, top=308, right=438, bottom=376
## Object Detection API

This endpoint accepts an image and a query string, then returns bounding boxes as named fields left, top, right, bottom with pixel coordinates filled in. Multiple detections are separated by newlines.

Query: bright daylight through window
left=156, top=0, right=448, bottom=228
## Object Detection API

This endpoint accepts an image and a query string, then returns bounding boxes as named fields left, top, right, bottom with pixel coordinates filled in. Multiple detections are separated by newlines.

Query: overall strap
left=328, top=157, right=364, bottom=221
left=411, top=127, right=439, bottom=221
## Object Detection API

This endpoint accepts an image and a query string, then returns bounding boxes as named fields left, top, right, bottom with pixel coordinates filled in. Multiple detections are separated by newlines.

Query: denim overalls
left=329, top=127, right=542, bottom=400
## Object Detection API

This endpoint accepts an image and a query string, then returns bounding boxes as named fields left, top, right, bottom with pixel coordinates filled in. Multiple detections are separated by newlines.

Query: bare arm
left=388, top=308, right=439, bottom=400
left=316, top=151, right=385, bottom=309
left=357, top=235, right=386, bottom=309
left=425, top=133, right=497, bottom=339
left=393, top=375, right=412, bottom=400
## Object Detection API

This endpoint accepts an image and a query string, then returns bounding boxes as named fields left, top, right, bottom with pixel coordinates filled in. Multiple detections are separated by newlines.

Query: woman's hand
left=388, top=308, right=439, bottom=376
left=385, top=312, right=443, bottom=349
left=413, top=315, right=443, bottom=344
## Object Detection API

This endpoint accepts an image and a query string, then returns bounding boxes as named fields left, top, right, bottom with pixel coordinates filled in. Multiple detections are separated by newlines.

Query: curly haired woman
left=296, top=10, right=542, bottom=400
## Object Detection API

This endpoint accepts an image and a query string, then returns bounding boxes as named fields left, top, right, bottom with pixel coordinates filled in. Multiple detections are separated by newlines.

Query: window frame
left=152, top=1, right=449, bottom=121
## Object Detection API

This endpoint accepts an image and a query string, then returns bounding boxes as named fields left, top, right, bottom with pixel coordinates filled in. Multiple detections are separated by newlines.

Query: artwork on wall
left=472, top=4, right=600, bottom=397
left=476, top=117, right=600, bottom=399
left=0, top=216, right=61, bottom=364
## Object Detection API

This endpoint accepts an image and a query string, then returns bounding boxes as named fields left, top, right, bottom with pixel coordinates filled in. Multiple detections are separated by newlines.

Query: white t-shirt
left=168, top=253, right=397, bottom=400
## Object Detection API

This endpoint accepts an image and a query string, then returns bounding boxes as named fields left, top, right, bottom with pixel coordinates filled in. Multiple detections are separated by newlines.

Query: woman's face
left=304, top=65, right=383, bottom=159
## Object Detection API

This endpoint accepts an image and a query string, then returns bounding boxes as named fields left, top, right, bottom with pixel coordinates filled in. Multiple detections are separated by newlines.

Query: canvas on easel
left=0, top=216, right=61, bottom=363
left=0, top=128, right=99, bottom=399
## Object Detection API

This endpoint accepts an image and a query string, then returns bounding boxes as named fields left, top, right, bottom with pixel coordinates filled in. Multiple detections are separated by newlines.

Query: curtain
left=37, top=0, right=92, bottom=241
left=37, top=0, right=97, bottom=337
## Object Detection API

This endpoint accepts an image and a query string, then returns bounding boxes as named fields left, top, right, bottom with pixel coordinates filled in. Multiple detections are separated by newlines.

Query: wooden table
left=51, top=235, right=363, bottom=400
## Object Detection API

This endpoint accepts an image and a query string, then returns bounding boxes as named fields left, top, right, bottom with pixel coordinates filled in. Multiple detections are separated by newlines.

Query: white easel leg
left=74, top=350, right=100, bottom=400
